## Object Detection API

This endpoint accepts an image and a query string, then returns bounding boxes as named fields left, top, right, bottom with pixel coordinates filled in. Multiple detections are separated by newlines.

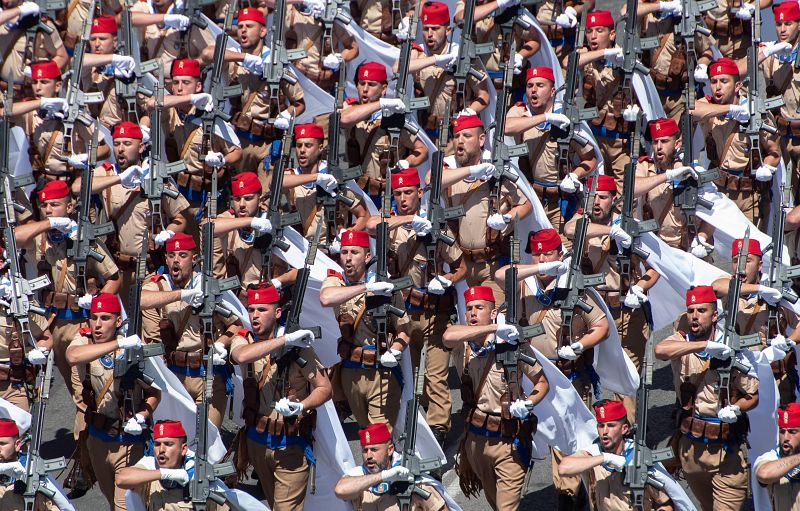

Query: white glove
left=755, top=164, right=777, bottom=182
left=111, top=55, right=135, bottom=79
left=0, top=461, right=25, bottom=479
left=717, top=404, right=741, bottom=423
left=690, top=236, right=714, bottom=258
left=123, top=414, right=145, bottom=435
left=411, top=215, right=432, bottom=236
left=67, top=153, right=88, bottom=169
left=240, top=53, right=265, bottom=74
left=396, top=16, right=411, bottom=41
left=323, top=53, right=343, bottom=72
left=328, top=229, right=344, bottom=255
left=602, top=452, right=627, bottom=470
left=658, top=0, right=682, bottom=15
left=665, top=166, right=699, bottom=182
left=381, top=465, right=411, bottom=482
left=545, top=112, right=571, bottom=130
left=285, top=329, right=315, bottom=348
left=559, top=172, right=581, bottom=193
left=769, top=334, right=795, bottom=353
left=180, top=288, right=203, bottom=306
left=395, top=159, right=410, bottom=171
left=758, top=285, right=783, bottom=305
left=762, top=41, right=793, bottom=58
left=274, top=110, right=292, bottom=130
left=118, top=165, right=143, bottom=188
left=159, top=468, right=190, bottom=485
left=77, top=293, right=93, bottom=310
left=189, top=93, right=213, bottom=112
left=537, top=260, right=568, bottom=276
left=469, top=162, right=497, bottom=181
left=203, top=151, right=225, bottom=168
left=39, top=97, right=67, bottom=113
left=728, top=104, right=750, bottom=123
left=366, top=281, right=395, bottom=296
left=705, top=340, right=732, bottom=360
left=379, top=98, right=407, bottom=115
left=496, top=0, right=520, bottom=10
left=623, top=285, right=648, bottom=309
left=163, top=13, right=190, bottom=30
left=558, top=342, right=584, bottom=360
left=250, top=217, right=273, bottom=235
left=603, top=48, right=625, bottom=66
left=140, top=126, right=151, bottom=145
left=118, top=335, right=143, bottom=349
left=496, top=324, right=520, bottom=344
left=694, top=64, right=709, bottom=83
left=315, top=173, right=338, bottom=194
left=609, top=224, right=632, bottom=249
left=734, top=3, right=755, bottom=21
left=17, top=2, right=39, bottom=18
left=274, top=397, right=305, bottom=416
left=555, top=6, right=578, bottom=28
left=304, top=0, right=325, bottom=18
left=270, top=278, right=282, bottom=291
left=427, top=275, right=452, bottom=295
left=434, top=52, right=457, bottom=69
left=513, top=52, right=524, bottom=75
left=48, top=217, right=75, bottom=233
left=211, top=341, right=227, bottom=365
left=509, top=399, right=531, bottom=419
left=379, top=348, right=401, bottom=367
left=457, top=108, right=477, bottom=118
left=23, top=66, right=31, bottom=78
left=622, top=104, right=640, bottom=123
left=486, top=213, right=511, bottom=231
left=154, top=229, right=175, bottom=246
left=26, top=348, right=47, bottom=365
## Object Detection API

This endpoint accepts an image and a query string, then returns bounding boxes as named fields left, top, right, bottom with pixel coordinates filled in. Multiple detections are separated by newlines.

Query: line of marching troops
left=5, top=0, right=800, bottom=510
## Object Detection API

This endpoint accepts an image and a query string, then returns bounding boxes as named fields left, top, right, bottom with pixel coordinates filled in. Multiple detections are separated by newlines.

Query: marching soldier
left=443, top=285, right=549, bottom=510
left=655, top=285, right=758, bottom=511
left=319, top=229, right=411, bottom=430
left=534, top=0, right=595, bottom=71
left=754, top=402, right=800, bottom=510
left=350, top=0, right=407, bottom=42
left=229, top=282, right=332, bottom=510
left=699, top=0, right=758, bottom=61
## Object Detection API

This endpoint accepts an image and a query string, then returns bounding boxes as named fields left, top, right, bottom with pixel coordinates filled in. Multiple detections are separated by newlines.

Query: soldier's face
left=295, top=138, right=323, bottom=169
left=709, top=75, right=740, bottom=105
left=590, top=191, right=615, bottom=223
left=652, top=136, right=678, bottom=165
left=171, top=76, right=203, bottom=96
left=248, top=303, right=281, bottom=337
left=40, top=197, right=72, bottom=218
left=165, top=250, right=197, bottom=284
left=90, top=312, right=123, bottom=342
left=154, top=438, right=188, bottom=469
left=32, top=78, right=61, bottom=99
left=776, top=20, right=800, bottom=44
left=733, top=254, right=762, bottom=284
left=0, top=435, right=20, bottom=462
left=526, top=78, right=555, bottom=111
left=361, top=442, right=395, bottom=473
left=453, top=128, right=485, bottom=167
left=586, top=27, right=615, bottom=51
left=90, top=33, right=117, bottom=55
left=357, top=80, right=387, bottom=104
left=113, top=138, right=144, bottom=169
left=237, top=21, right=266, bottom=50
left=393, top=186, right=422, bottom=215
left=422, top=25, right=450, bottom=53
left=232, top=193, right=260, bottom=217
left=465, top=300, right=496, bottom=326
left=686, top=303, right=718, bottom=337
left=779, top=428, right=800, bottom=456
left=340, top=246, right=371, bottom=281
left=597, top=420, right=629, bottom=451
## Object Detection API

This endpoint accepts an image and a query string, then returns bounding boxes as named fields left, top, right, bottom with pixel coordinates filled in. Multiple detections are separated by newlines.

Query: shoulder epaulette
left=327, top=269, right=344, bottom=280
left=638, top=156, right=653, bottom=163
left=345, top=97, right=358, bottom=105
left=150, top=274, right=165, bottom=283
left=412, top=43, right=425, bottom=52
left=79, top=327, right=92, bottom=336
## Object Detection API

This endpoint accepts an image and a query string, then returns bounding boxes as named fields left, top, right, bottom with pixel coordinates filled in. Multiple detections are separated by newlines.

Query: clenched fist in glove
left=717, top=404, right=741, bottom=423
left=508, top=399, right=531, bottom=419
left=379, top=348, right=402, bottom=367
left=705, top=340, right=732, bottom=360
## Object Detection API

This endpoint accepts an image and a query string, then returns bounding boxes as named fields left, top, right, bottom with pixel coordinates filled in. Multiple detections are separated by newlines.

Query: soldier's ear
left=115, top=314, right=123, bottom=328
left=490, top=308, right=498, bottom=320
left=259, top=26, right=267, bottom=39
left=275, top=307, right=282, bottom=319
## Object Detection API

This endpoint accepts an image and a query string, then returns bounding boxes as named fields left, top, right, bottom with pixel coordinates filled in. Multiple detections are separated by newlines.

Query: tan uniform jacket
left=0, top=18, right=62, bottom=85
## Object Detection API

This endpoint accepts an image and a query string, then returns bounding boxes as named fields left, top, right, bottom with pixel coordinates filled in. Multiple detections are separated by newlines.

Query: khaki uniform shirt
left=33, top=234, right=119, bottom=296
left=215, top=210, right=265, bottom=291
left=226, top=58, right=304, bottom=123
left=579, top=46, right=623, bottom=123
left=20, top=110, right=93, bottom=178
left=760, top=52, right=800, bottom=123
left=81, top=69, right=126, bottom=130
left=411, top=45, right=485, bottom=124
left=0, top=481, right=57, bottom=510
left=66, top=0, right=123, bottom=40
left=352, top=0, right=390, bottom=36
left=285, top=6, right=352, bottom=88
left=389, top=222, right=462, bottom=288
left=753, top=449, right=800, bottom=511
left=134, top=456, right=228, bottom=511
left=635, top=157, right=685, bottom=249
left=164, top=107, right=239, bottom=179
left=0, top=312, right=47, bottom=363
left=0, top=18, right=63, bottom=85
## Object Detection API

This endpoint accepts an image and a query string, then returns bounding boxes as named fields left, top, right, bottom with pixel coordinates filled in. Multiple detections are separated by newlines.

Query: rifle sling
left=155, top=278, right=194, bottom=344
left=95, top=358, right=117, bottom=409
left=303, top=203, right=320, bottom=235
left=742, top=300, right=762, bottom=337
left=180, top=126, right=201, bottom=160
left=709, top=128, right=740, bottom=172
left=650, top=32, right=673, bottom=71
left=39, top=128, right=61, bottom=169
left=66, top=0, right=81, bottom=22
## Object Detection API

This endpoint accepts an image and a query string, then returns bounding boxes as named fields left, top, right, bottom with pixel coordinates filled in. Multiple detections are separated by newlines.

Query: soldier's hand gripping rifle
left=116, top=6, right=154, bottom=121
left=320, top=0, right=352, bottom=58
left=262, top=0, right=306, bottom=124
left=453, top=0, right=490, bottom=109
left=19, top=0, right=65, bottom=78
left=177, top=0, right=215, bottom=59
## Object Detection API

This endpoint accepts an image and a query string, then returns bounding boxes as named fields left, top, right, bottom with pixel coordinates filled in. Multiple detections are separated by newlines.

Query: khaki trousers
left=612, top=306, right=650, bottom=424
left=463, top=432, right=527, bottom=511
left=678, top=435, right=748, bottom=511
left=464, top=258, right=505, bottom=307
left=596, top=136, right=630, bottom=197
left=247, top=437, right=309, bottom=511
left=174, top=372, right=229, bottom=428
left=407, top=308, right=452, bottom=434
left=51, top=318, right=86, bottom=440
left=339, top=366, right=401, bottom=430
left=86, top=434, right=144, bottom=511
left=0, top=380, right=28, bottom=412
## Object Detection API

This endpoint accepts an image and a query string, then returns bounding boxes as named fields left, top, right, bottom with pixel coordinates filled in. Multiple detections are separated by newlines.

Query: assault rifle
left=263, top=0, right=306, bottom=123
left=20, top=0, right=66, bottom=80
left=764, top=181, right=800, bottom=338
left=453, top=0, right=490, bottom=107
left=116, top=7, right=153, bottom=121
left=618, top=0, right=658, bottom=102
left=321, top=0, right=352, bottom=55
left=177, top=0, right=215, bottom=59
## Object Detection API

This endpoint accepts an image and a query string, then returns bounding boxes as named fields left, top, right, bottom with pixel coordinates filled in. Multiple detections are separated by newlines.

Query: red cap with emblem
left=774, top=1, right=800, bottom=22
left=649, top=118, right=679, bottom=139
left=464, top=285, right=495, bottom=304
left=341, top=230, right=370, bottom=248
left=231, top=172, right=262, bottom=197
left=171, top=59, right=202, bottom=78
left=37, top=180, right=70, bottom=202
left=593, top=400, right=627, bottom=423
left=452, top=114, right=483, bottom=133
left=90, top=293, right=122, bottom=314
left=391, top=169, right=420, bottom=189
left=237, top=7, right=266, bottom=25
left=586, top=10, right=614, bottom=27
left=358, top=423, right=392, bottom=446
left=587, top=174, right=616, bottom=192
left=708, top=58, right=740, bottom=79
left=526, top=66, right=555, bottom=83
left=421, top=1, right=450, bottom=25
left=247, top=283, right=281, bottom=305
left=91, top=15, right=118, bottom=34
left=732, top=238, right=762, bottom=258
left=778, top=403, right=800, bottom=428
left=526, top=228, right=562, bottom=254
left=153, top=420, right=187, bottom=440
left=31, top=60, right=61, bottom=80
left=294, top=123, right=325, bottom=140
left=165, top=232, right=196, bottom=252
left=686, top=285, right=717, bottom=306
left=112, top=121, right=143, bottom=140
left=0, top=418, right=19, bottom=438
left=357, top=61, right=388, bottom=82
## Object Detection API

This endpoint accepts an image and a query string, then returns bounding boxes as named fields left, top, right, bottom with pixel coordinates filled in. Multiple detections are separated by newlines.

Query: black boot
left=432, top=429, right=447, bottom=450
left=557, top=492, right=578, bottom=511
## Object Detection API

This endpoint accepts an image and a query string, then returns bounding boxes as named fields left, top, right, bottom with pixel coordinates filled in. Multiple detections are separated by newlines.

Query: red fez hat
left=391, top=169, right=420, bottom=189
left=171, top=59, right=202, bottom=78
left=37, top=180, right=70, bottom=202
left=732, top=238, right=762, bottom=258
left=686, top=285, right=717, bottom=306
left=153, top=420, right=187, bottom=439
left=31, top=60, right=61, bottom=80
left=422, top=1, right=450, bottom=25
left=237, top=7, right=266, bottom=25
left=294, top=123, right=325, bottom=140
left=774, top=1, right=800, bottom=22
left=588, top=175, right=616, bottom=192
left=113, top=121, right=144, bottom=140
left=357, top=61, right=388, bottom=82
left=0, top=418, right=19, bottom=437
left=341, top=230, right=370, bottom=248
left=778, top=403, right=800, bottom=428
left=247, top=283, right=281, bottom=305
left=649, top=118, right=679, bottom=139
left=90, top=293, right=122, bottom=314
left=708, top=58, right=740, bottom=79
left=526, top=228, right=562, bottom=254
left=452, top=114, right=484, bottom=133
left=91, top=15, right=118, bottom=34
left=464, top=285, right=496, bottom=303
left=586, top=10, right=614, bottom=27
left=231, top=172, right=262, bottom=197
left=526, top=66, right=555, bottom=83
left=593, top=400, right=627, bottom=423
left=165, top=232, right=196, bottom=252
left=358, top=423, right=392, bottom=446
